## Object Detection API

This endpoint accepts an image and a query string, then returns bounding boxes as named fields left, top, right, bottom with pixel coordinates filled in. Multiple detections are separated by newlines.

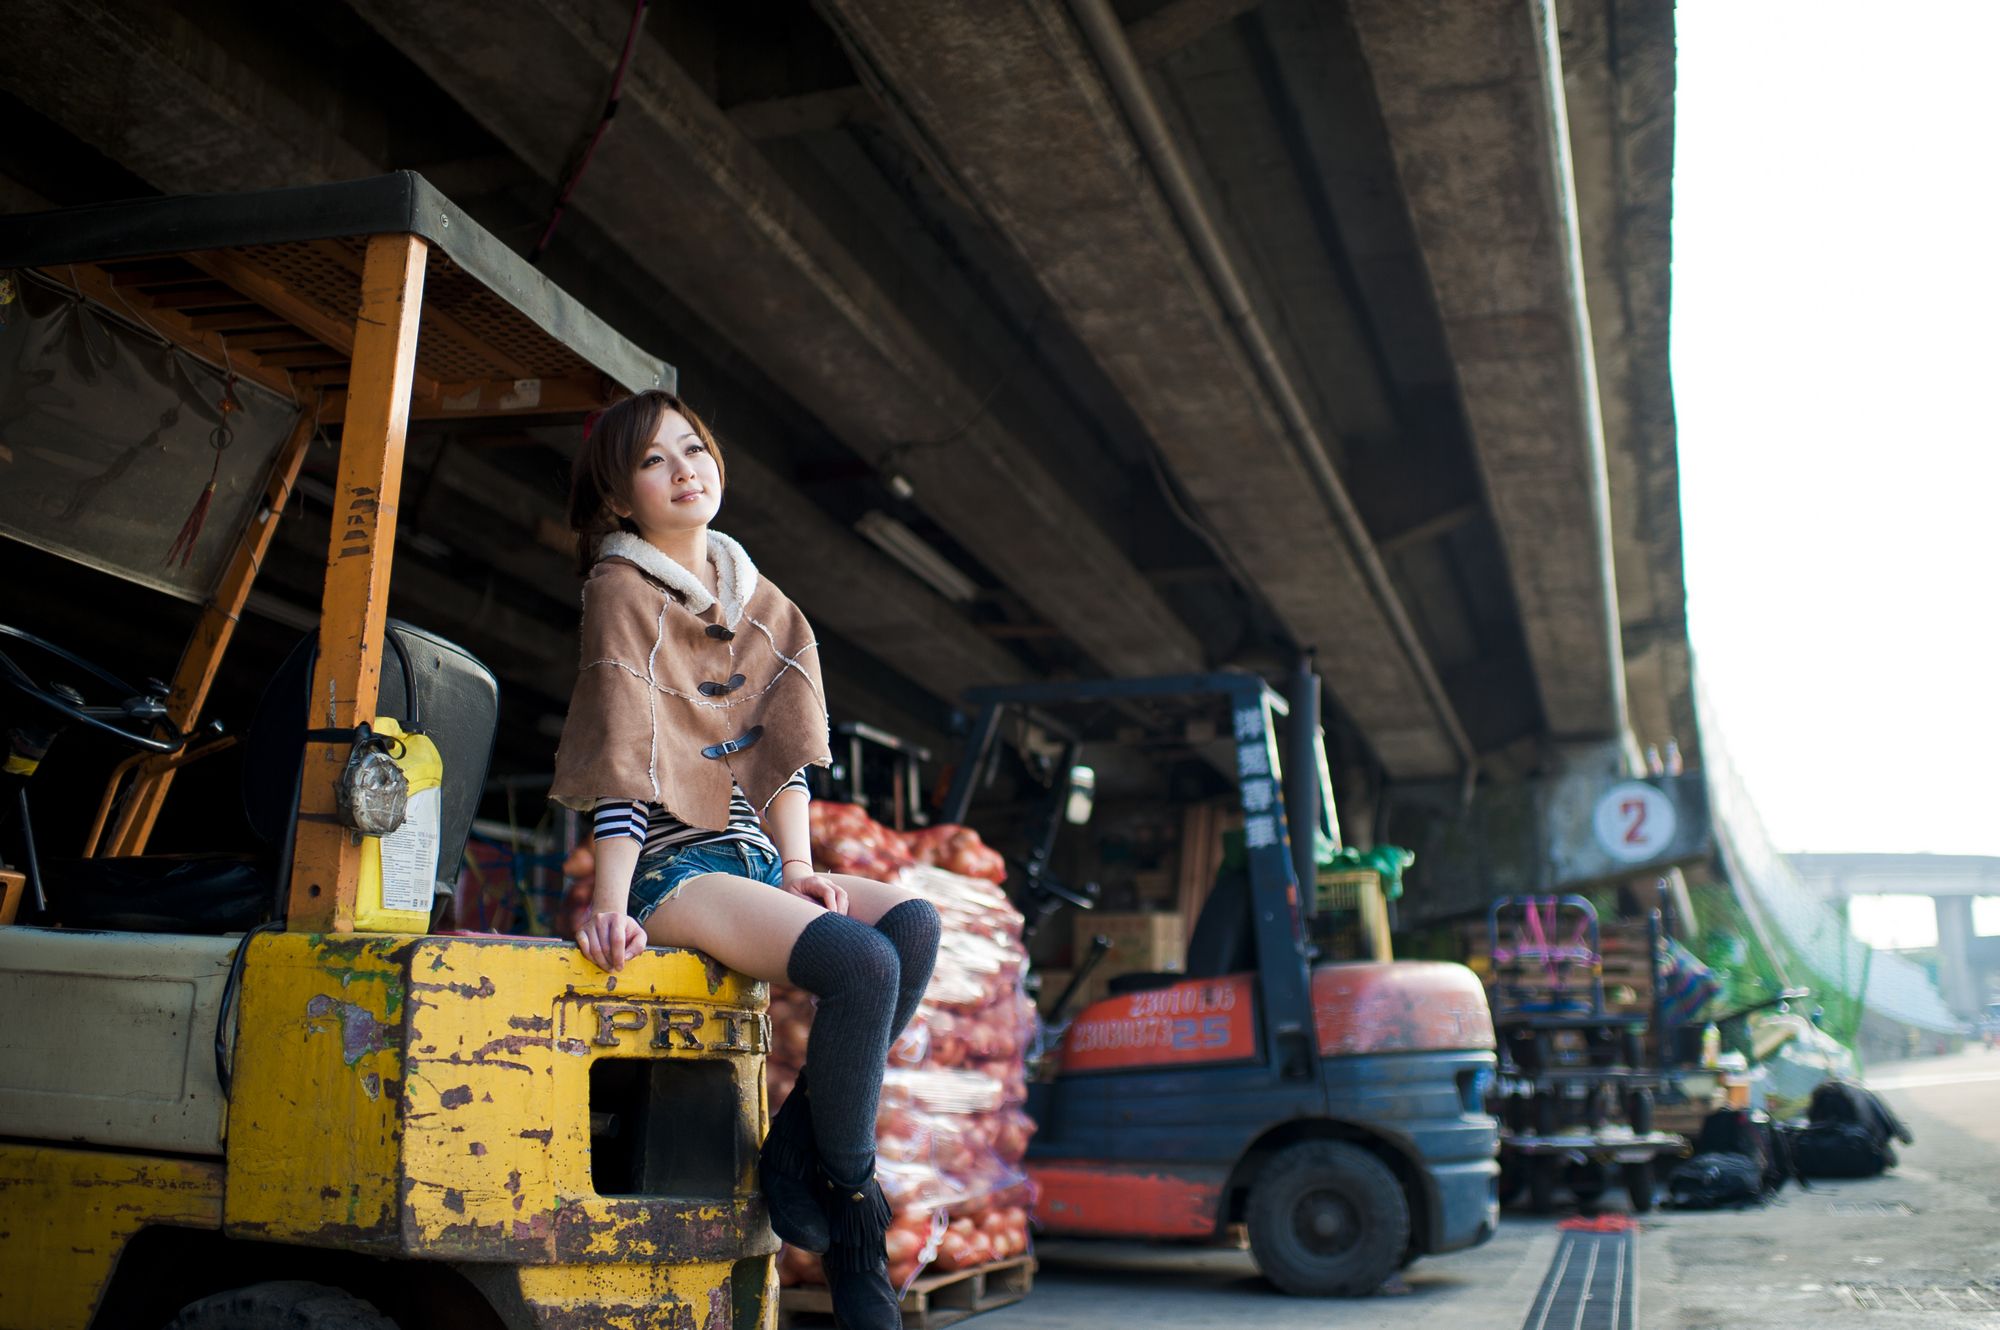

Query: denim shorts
left=628, top=838, right=785, bottom=923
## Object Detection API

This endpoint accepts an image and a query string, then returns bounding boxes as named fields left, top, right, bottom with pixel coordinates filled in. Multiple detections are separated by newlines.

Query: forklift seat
left=40, top=622, right=497, bottom=933
left=1105, top=864, right=1255, bottom=997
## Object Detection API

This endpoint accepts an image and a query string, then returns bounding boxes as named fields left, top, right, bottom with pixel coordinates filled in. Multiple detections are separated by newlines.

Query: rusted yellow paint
left=226, top=930, right=774, bottom=1275
left=0, top=1144, right=222, bottom=1330
left=225, top=931, right=407, bottom=1243
left=2, top=925, right=774, bottom=1327
left=511, top=1258, right=776, bottom=1330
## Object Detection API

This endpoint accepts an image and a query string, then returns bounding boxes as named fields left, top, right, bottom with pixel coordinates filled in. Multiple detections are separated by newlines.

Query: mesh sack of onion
left=770, top=805, right=1037, bottom=1292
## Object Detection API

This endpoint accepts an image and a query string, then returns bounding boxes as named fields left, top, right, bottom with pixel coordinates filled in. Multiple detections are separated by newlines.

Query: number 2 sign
left=1591, top=781, right=1676, bottom=863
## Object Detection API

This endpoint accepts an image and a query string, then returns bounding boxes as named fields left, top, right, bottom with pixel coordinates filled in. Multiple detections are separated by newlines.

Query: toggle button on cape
left=549, top=530, right=831, bottom=831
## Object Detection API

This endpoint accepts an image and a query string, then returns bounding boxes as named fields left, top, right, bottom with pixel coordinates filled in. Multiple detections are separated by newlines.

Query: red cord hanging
left=164, top=371, right=240, bottom=569
left=530, top=0, right=651, bottom=264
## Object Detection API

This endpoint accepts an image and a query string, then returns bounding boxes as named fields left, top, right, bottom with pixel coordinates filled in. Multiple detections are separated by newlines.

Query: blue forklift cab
left=943, top=665, right=1499, bottom=1296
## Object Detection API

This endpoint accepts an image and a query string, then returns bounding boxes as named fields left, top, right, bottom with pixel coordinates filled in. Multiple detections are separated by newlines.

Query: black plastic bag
left=1692, top=1109, right=1794, bottom=1193
left=1667, top=1152, right=1768, bottom=1209
left=1793, top=1121, right=1894, bottom=1178
left=1808, top=1081, right=1912, bottom=1148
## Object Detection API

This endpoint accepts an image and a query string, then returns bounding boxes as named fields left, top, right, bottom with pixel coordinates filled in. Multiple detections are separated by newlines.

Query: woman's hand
left=781, top=861, right=849, bottom=915
left=576, top=909, right=649, bottom=972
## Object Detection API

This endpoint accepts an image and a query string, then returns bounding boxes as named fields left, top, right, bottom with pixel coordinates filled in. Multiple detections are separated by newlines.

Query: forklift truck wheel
left=1246, top=1141, right=1409, bottom=1297
left=162, top=1281, right=398, bottom=1330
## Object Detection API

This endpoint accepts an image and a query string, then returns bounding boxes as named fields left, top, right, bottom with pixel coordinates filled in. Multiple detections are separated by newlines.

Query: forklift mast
left=943, top=668, right=1333, bottom=1079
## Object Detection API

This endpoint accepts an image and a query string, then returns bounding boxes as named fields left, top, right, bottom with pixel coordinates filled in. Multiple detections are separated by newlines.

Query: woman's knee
left=879, top=897, right=941, bottom=953
left=843, top=916, right=903, bottom=989
left=792, top=911, right=902, bottom=994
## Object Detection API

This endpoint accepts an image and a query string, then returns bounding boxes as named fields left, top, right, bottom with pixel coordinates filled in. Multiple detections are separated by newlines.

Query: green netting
left=1684, top=874, right=1869, bottom=1056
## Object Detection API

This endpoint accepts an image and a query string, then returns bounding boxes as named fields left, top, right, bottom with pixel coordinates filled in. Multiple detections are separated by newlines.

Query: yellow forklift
left=0, top=175, right=775, bottom=1329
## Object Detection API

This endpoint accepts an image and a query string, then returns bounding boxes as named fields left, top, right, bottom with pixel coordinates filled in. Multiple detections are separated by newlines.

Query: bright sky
left=1672, top=2, right=2000, bottom=858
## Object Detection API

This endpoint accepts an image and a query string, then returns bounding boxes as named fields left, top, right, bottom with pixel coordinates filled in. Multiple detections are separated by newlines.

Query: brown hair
left=568, top=390, right=726, bottom=575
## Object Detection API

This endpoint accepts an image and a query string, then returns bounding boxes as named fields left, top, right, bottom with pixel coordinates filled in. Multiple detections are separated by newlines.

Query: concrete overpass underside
left=0, top=0, right=1685, bottom=823
left=1792, top=854, right=2000, bottom=1019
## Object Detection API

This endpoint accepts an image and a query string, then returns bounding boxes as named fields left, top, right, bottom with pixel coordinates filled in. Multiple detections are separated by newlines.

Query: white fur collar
left=600, top=530, right=759, bottom=629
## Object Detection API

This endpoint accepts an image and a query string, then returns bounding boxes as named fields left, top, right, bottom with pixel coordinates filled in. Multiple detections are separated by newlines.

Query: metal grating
left=1833, top=1282, right=1999, bottom=1313
left=1522, top=1230, right=1637, bottom=1330
left=1828, top=1200, right=1917, bottom=1216
left=232, top=240, right=598, bottom=385
left=422, top=258, right=598, bottom=380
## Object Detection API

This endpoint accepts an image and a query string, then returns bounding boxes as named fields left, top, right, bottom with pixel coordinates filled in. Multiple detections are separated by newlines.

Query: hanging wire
left=69, top=261, right=171, bottom=354
left=530, top=0, right=652, bottom=264
left=877, top=300, right=1052, bottom=488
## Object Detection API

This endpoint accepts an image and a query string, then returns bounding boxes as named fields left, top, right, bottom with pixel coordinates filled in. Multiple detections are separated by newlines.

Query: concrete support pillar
left=1934, top=894, right=1982, bottom=1018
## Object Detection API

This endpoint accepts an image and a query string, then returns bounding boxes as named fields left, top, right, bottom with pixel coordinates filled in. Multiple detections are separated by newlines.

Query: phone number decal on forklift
left=1061, top=976, right=1257, bottom=1072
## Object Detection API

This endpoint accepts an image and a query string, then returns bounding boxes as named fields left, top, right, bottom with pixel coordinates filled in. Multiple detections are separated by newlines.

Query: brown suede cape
left=548, top=531, right=831, bottom=830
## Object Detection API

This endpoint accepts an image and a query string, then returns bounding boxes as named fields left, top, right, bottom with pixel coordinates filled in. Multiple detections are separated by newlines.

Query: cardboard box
left=1075, top=911, right=1186, bottom=975
left=1132, top=869, right=1176, bottom=907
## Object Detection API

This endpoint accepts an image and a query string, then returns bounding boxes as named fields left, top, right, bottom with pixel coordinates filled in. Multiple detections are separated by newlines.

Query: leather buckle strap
left=701, top=725, right=764, bottom=760
left=698, top=673, right=747, bottom=697
left=305, top=722, right=404, bottom=758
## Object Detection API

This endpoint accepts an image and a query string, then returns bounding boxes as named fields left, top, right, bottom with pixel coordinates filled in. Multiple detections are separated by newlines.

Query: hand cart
left=1486, top=895, right=1685, bottom=1212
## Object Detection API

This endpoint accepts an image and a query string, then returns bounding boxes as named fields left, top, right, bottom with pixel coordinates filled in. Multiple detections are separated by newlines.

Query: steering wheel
left=0, top=623, right=185, bottom=755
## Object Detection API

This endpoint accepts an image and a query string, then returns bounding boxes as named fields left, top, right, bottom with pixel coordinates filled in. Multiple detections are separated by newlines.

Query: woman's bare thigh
left=828, top=873, right=929, bottom=927
left=645, top=873, right=826, bottom=983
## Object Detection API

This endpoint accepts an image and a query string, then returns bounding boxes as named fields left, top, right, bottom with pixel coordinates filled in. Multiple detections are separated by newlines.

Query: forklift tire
left=1624, top=1161, right=1656, bottom=1213
left=162, top=1282, right=398, bottom=1330
left=1246, top=1141, right=1408, bottom=1297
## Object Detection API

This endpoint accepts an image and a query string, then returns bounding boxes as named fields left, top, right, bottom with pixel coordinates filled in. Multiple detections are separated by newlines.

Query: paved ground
left=975, top=1048, right=2000, bottom=1329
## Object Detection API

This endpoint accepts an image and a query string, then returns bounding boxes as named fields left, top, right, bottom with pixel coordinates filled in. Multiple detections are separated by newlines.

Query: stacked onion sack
left=557, top=844, right=595, bottom=937
left=770, top=803, right=1037, bottom=1292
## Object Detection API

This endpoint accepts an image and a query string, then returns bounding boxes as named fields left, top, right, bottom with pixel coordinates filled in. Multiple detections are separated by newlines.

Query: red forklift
left=942, top=663, right=1499, bottom=1296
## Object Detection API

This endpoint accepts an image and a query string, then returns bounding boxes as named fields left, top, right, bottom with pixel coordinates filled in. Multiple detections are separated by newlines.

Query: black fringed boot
left=760, top=1071, right=831, bottom=1252
left=821, top=1165, right=901, bottom=1329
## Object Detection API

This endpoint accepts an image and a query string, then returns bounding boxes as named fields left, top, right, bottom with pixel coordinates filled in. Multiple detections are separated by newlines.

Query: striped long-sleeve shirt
left=591, top=768, right=810, bottom=860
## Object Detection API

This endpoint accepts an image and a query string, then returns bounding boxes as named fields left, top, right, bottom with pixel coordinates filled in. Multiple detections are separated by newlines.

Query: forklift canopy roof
left=0, top=171, right=673, bottom=414
left=0, top=172, right=671, bottom=600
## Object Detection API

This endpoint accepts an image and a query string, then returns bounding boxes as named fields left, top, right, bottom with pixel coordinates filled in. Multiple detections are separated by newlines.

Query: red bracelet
left=782, top=858, right=814, bottom=872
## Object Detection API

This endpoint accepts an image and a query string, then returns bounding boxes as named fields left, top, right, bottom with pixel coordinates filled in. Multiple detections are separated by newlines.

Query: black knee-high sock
left=875, top=898, right=942, bottom=1042
left=786, top=912, right=901, bottom=1185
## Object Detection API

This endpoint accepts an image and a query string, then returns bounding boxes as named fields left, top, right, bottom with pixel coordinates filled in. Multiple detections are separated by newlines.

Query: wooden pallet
left=780, top=1256, right=1036, bottom=1329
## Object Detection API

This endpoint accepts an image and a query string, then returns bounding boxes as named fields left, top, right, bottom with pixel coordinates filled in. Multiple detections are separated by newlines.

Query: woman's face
left=618, top=410, right=722, bottom=537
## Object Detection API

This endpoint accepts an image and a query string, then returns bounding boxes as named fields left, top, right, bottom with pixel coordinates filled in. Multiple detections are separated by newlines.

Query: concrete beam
left=1347, top=0, right=1628, bottom=743
left=813, top=0, right=1472, bottom=777
left=0, top=0, right=1040, bottom=712
left=1788, top=853, right=2000, bottom=901
left=0, top=174, right=52, bottom=214
left=346, top=0, right=1204, bottom=682
left=1128, top=0, right=1264, bottom=65
left=427, top=446, right=1030, bottom=701
left=0, top=0, right=377, bottom=193
left=727, top=84, right=881, bottom=140
left=1556, top=0, right=1693, bottom=763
